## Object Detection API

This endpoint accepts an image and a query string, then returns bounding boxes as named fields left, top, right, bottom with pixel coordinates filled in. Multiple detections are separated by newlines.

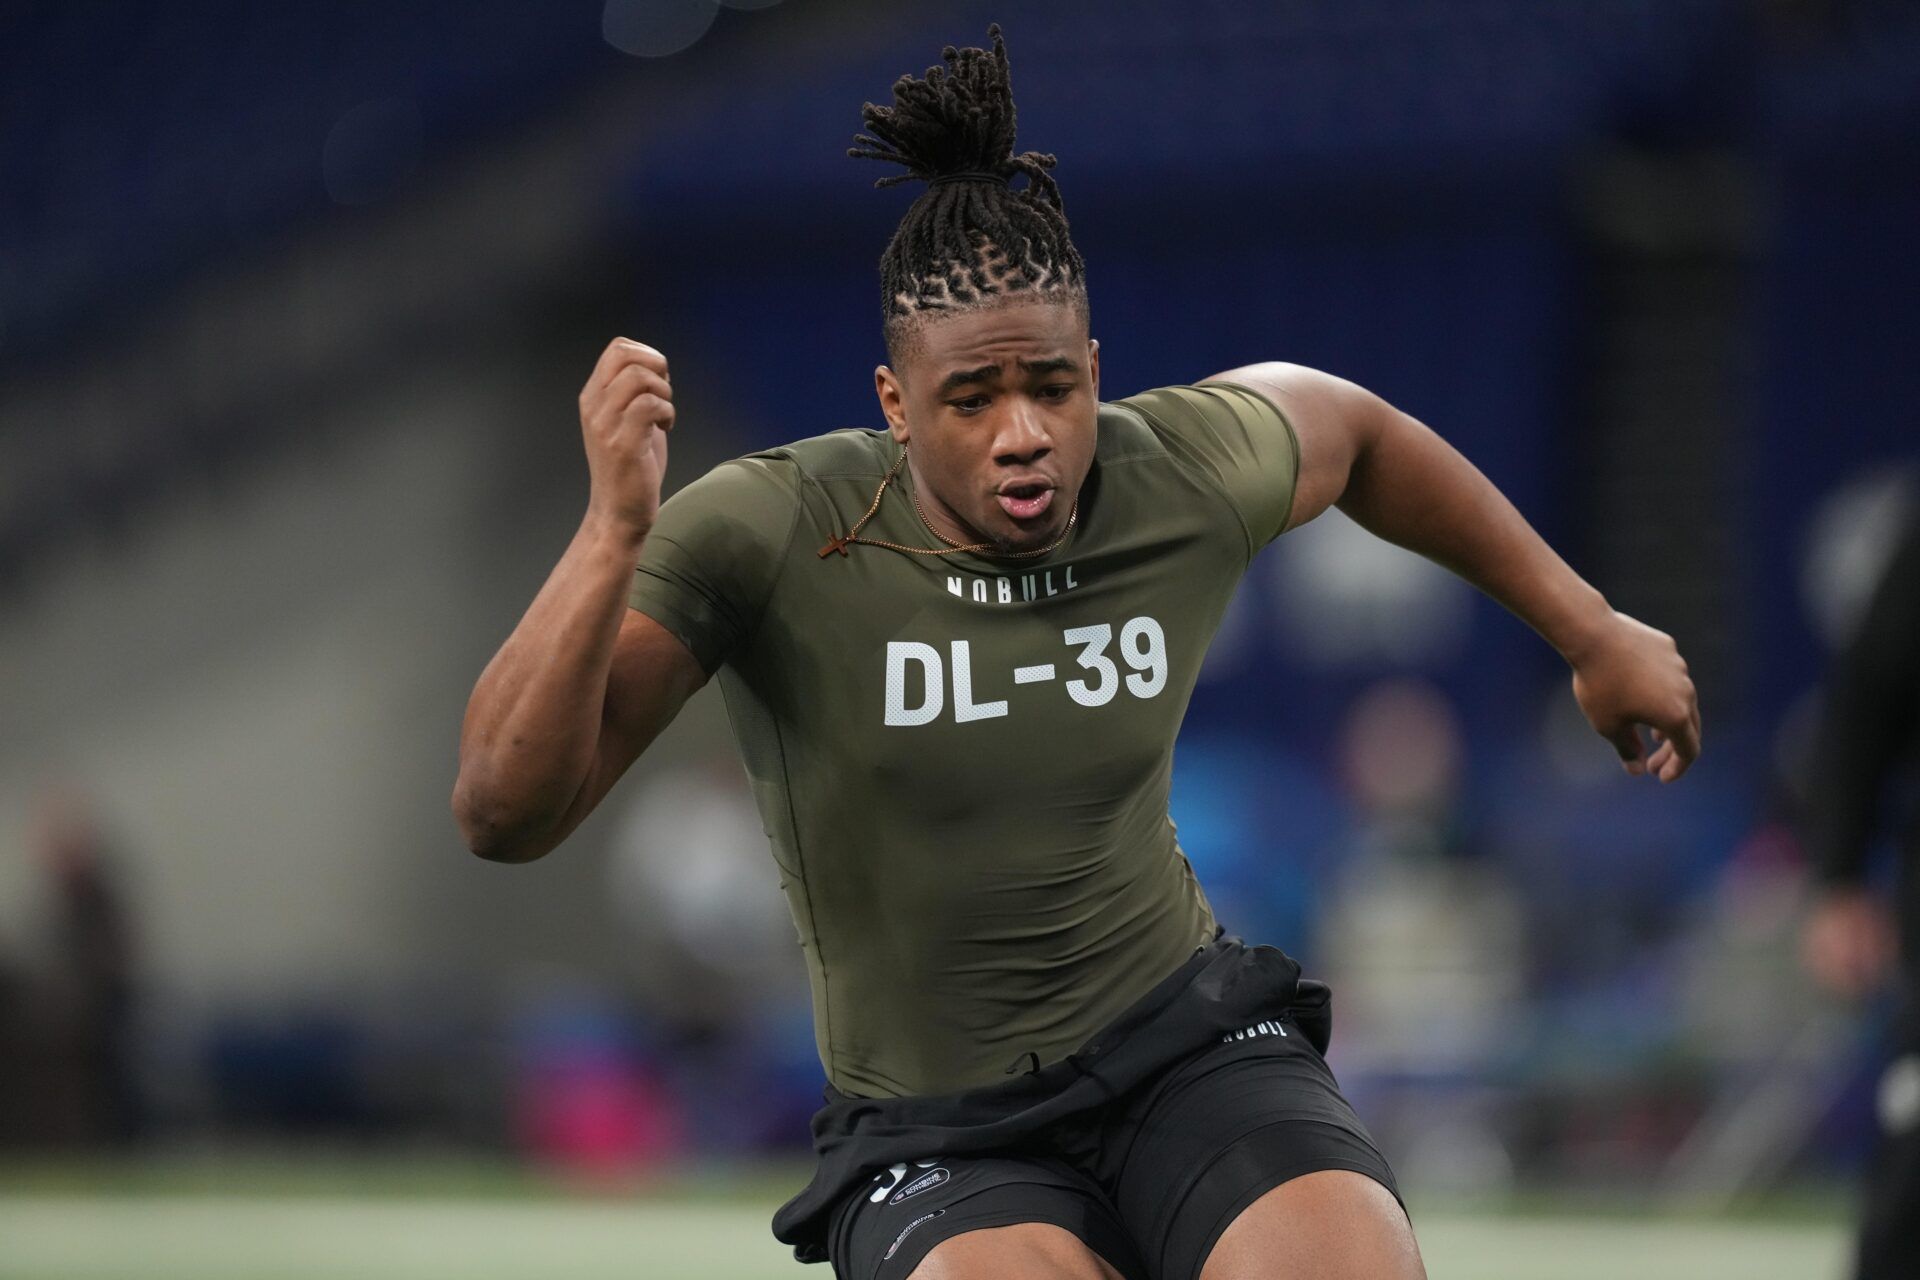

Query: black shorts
left=776, top=934, right=1401, bottom=1280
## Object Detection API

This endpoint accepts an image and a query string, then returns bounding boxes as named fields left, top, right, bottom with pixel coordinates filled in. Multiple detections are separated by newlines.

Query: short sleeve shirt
left=628, top=380, right=1299, bottom=1097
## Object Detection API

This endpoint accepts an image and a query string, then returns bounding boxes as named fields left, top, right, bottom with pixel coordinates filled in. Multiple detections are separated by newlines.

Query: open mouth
left=996, top=482, right=1054, bottom=521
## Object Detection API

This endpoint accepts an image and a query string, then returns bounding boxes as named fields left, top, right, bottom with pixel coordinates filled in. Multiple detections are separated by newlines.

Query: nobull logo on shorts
left=869, top=1160, right=940, bottom=1204
left=889, top=1166, right=951, bottom=1205
left=1222, top=1018, right=1288, bottom=1043
left=884, top=1209, right=946, bottom=1261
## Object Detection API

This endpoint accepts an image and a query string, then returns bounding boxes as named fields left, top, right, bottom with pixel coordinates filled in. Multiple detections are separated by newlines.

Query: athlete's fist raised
left=579, top=337, right=675, bottom=538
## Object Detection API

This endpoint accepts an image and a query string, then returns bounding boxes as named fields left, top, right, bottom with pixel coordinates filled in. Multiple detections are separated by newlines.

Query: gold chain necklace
left=817, top=444, right=1078, bottom=560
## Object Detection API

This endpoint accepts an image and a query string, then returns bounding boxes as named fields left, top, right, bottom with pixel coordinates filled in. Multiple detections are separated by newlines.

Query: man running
left=453, top=26, right=1700, bottom=1280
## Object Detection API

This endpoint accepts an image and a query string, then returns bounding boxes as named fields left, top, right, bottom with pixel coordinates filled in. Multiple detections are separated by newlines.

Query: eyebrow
left=935, top=356, right=1080, bottom=398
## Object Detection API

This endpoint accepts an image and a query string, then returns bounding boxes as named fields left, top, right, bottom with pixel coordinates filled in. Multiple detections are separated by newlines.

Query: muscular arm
left=453, top=531, right=706, bottom=862
left=452, top=338, right=707, bottom=862
left=1211, top=360, right=1701, bottom=781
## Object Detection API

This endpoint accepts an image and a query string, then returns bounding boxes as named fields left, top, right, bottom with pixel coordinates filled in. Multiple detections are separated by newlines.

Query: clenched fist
left=579, top=337, right=675, bottom=538
left=1568, top=610, right=1702, bottom=782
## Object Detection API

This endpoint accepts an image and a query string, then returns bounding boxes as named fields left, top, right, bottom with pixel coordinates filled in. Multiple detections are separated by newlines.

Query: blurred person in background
left=452, top=26, right=1700, bottom=1280
left=1318, top=678, right=1524, bottom=1076
left=1800, top=506, right=1920, bottom=1279
left=0, top=932, right=27, bottom=1145
left=1316, top=680, right=1524, bottom=1196
left=0, top=787, right=140, bottom=1149
left=607, top=757, right=802, bottom=1023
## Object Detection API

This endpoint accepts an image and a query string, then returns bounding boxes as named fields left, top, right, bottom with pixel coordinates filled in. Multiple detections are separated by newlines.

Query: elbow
left=451, top=777, right=557, bottom=864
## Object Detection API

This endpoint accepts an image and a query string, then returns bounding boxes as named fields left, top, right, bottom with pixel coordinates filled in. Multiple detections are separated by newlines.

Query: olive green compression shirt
left=628, top=381, right=1299, bottom=1098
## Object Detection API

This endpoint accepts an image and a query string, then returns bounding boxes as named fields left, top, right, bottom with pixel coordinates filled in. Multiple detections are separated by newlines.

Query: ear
left=1087, top=338, right=1100, bottom=397
left=875, top=365, right=910, bottom=443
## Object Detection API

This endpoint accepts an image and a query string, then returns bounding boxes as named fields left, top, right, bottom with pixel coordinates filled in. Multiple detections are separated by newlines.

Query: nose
left=992, top=400, right=1053, bottom=467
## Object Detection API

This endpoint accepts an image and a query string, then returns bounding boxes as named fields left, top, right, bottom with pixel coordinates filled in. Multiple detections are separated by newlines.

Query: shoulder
left=1103, top=380, right=1299, bottom=474
left=744, top=426, right=895, bottom=481
left=1104, top=379, right=1304, bottom=554
left=650, top=426, right=898, bottom=554
left=648, top=450, right=805, bottom=557
left=1197, top=362, right=1389, bottom=446
left=1094, top=396, right=1170, bottom=464
left=661, top=423, right=887, bottom=509
left=1111, top=379, right=1295, bottom=438
left=663, top=427, right=894, bottom=512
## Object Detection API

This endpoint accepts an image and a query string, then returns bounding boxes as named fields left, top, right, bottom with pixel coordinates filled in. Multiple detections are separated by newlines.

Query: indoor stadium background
left=2, top=2, right=1916, bottom=1276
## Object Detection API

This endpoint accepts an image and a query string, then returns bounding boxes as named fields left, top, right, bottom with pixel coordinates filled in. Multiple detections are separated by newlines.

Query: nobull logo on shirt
left=945, top=564, right=1080, bottom=605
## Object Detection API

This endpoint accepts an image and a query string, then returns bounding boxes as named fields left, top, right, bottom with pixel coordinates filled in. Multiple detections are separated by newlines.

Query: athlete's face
left=875, top=297, right=1099, bottom=556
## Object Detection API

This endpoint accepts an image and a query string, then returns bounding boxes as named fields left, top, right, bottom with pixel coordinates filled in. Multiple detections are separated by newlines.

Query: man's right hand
left=579, top=337, right=675, bottom=540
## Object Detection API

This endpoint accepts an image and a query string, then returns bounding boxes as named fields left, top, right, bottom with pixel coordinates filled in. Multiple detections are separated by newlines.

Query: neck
left=903, top=450, right=992, bottom=547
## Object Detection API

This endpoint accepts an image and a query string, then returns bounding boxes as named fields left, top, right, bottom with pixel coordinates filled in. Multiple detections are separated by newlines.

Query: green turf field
left=0, top=1160, right=1854, bottom=1280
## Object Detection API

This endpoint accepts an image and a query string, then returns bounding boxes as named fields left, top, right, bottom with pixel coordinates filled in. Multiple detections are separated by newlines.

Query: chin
left=989, top=519, right=1065, bottom=557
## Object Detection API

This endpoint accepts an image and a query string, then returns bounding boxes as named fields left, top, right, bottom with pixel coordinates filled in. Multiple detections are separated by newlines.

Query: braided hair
left=850, top=23, right=1088, bottom=363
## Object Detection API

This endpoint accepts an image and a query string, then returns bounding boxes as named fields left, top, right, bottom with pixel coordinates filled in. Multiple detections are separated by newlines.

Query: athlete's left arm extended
left=1210, top=360, right=1701, bottom=783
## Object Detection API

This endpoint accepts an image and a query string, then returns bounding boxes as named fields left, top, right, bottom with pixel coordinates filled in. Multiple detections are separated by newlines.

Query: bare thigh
left=1199, top=1169, right=1424, bottom=1280
left=910, top=1221, right=1129, bottom=1280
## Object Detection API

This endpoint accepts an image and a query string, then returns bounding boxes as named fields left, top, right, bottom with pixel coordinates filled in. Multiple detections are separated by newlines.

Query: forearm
left=453, top=513, right=645, bottom=856
left=1241, top=360, right=1696, bottom=777
left=1337, top=407, right=1611, bottom=662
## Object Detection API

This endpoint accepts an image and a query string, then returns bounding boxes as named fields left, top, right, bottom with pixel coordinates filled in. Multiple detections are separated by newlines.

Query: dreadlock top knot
left=851, top=23, right=1089, bottom=353
left=927, top=170, right=1009, bottom=188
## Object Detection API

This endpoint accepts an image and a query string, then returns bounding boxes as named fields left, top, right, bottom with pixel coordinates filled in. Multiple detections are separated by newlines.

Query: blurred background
left=2, top=1, right=1916, bottom=1276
